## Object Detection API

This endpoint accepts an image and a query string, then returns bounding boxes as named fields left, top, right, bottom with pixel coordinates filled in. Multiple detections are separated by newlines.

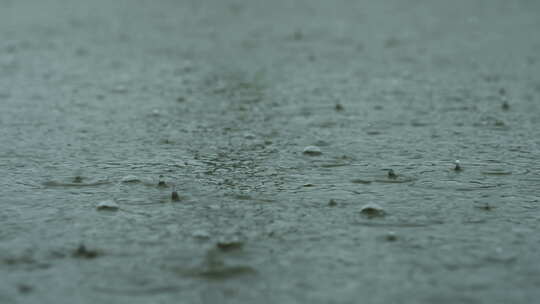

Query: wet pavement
left=1, top=0, right=540, bottom=303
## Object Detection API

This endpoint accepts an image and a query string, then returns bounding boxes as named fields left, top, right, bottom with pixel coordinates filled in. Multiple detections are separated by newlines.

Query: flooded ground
left=1, top=0, right=540, bottom=303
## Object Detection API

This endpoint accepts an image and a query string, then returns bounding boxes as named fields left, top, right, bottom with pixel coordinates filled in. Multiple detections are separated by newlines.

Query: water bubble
left=96, top=200, right=119, bottom=211
left=385, top=231, right=397, bottom=241
left=120, top=175, right=140, bottom=183
left=217, top=237, right=244, bottom=251
left=360, top=203, right=385, bottom=218
left=157, top=175, right=168, bottom=187
left=454, top=160, right=462, bottom=172
left=244, top=133, right=256, bottom=140
left=192, top=230, right=211, bottom=239
left=303, top=146, right=322, bottom=156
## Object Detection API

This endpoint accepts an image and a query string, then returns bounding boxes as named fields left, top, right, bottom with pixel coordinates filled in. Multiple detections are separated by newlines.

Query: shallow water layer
left=1, top=0, right=540, bottom=303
